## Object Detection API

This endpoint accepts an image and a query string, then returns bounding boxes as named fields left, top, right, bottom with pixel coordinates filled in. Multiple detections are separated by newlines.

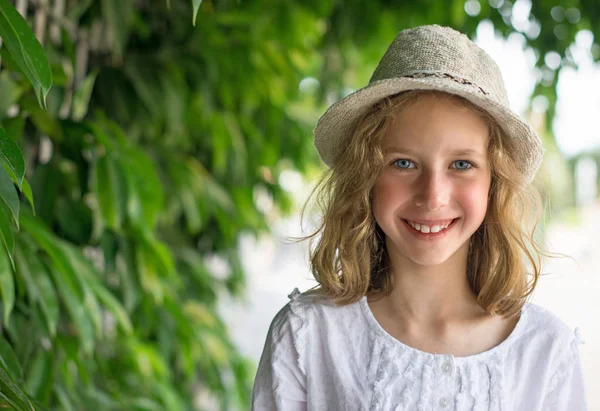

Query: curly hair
left=298, top=89, right=565, bottom=318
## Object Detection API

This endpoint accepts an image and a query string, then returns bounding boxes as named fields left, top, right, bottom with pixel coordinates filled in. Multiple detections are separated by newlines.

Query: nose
left=413, top=170, right=451, bottom=211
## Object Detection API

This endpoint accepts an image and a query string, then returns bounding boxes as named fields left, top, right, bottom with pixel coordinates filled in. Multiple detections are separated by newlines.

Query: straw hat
left=313, top=24, right=545, bottom=183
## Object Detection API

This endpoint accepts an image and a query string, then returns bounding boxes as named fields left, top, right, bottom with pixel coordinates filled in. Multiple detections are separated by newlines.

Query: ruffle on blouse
left=370, top=341, right=505, bottom=411
left=370, top=343, right=438, bottom=411
left=455, top=362, right=474, bottom=409
left=487, top=353, right=503, bottom=411
left=371, top=342, right=395, bottom=409
left=416, top=357, right=434, bottom=410
left=287, top=288, right=308, bottom=376
left=270, top=288, right=308, bottom=407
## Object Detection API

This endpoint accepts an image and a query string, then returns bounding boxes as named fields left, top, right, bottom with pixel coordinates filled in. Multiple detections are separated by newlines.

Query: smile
left=402, top=218, right=459, bottom=239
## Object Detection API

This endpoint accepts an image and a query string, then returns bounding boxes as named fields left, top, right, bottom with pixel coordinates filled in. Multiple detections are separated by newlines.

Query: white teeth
left=407, top=220, right=451, bottom=234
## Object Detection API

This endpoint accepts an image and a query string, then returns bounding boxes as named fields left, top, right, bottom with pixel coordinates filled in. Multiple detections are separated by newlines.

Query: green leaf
left=0, top=204, right=14, bottom=267
left=81, top=387, right=119, bottom=409
left=123, top=59, right=163, bottom=117
left=0, top=163, right=19, bottom=229
left=20, top=96, right=63, bottom=141
left=63, top=245, right=114, bottom=337
left=83, top=285, right=103, bottom=339
left=65, top=0, right=93, bottom=21
left=0, top=243, right=14, bottom=326
left=72, top=71, right=98, bottom=121
left=45, top=263, right=94, bottom=354
left=178, top=248, right=217, bottom=303
left=154, top=381, right=186, bottom=411
left=24, top=348, right=53, bottom=400
left=223, top=112, right=247, bottom=183
left=119, top=237, right=140, bottom=312
left=181, top=188, right=201, bottom=233
left=63, top=256, right=102, bottom=340
left=29, top=163, right=56, bottom=224
left=95, top=154, right=125, bottom=231
left=20, top=214, right=94, bottom=353
left=0, top=72, right=22, bottom=119
left=128, top=397, right=163, bottom=410
left=127, top=339, right=170, bottom=380
left=0, top=358, right=34, bottom=410
left=140, top=230, right=175, bottom=279
left=0, top=0, right=52, bottom=107
left=0, top=127, right=25, bottom=189
left=84, top=274, right=133, bottom=334
left=87, top=122, right=116, bottom=150
left=19, top=213, right=85, bottom=296
left=136, top=243, right=164, bottom=304
left=192, top=0, right=202, bottom=26
left=101, top=0, right=134, bottom=58
left=230, top=354, right=252, bottom=407
left=54, top=384, right=77, bottom=411
left=0, top=394, right=17, bottom=409
left=450, top=0, right=466, bottom=27
left=0, top=338, right=23, bottom=383
left=1, top=115, right=25, bottom=142
left=54, top=198, right=92, bottom=244
left=120, top=147, right=162, bottom=229
left=14, top=244, right=58, bottom=337
left=21, top=178, right=35, bottom=215
left=60, top=28, right=76, bottom=71
left=187, top=158, right=234, bottom=214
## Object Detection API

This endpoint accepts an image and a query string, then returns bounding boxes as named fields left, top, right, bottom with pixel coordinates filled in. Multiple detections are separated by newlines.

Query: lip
left=401, top=218, right=459, bottom=240
left=403, top=218, right=456, bottom=226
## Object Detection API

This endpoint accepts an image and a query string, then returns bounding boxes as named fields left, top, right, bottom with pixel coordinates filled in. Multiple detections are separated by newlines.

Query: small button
left=441, top=362, right=452, bottom=373
left=439, top=397, right=449, bottom=408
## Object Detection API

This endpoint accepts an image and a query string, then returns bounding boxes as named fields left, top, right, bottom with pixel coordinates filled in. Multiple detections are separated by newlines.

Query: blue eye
left=391, top=159, right=474, bottom=171
left=393, top=159, right=415, bottom=169
left=453, top=160, right=473, bottom=171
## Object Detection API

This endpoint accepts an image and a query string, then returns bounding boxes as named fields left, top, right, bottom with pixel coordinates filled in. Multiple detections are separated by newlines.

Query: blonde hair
left=298, top=89, right=566, bottom=318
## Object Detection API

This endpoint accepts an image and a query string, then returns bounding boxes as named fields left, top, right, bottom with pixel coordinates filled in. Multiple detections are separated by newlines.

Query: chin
left=408, top=254, right=454, bottom=267
left=401, top=241, right=470, bottom=267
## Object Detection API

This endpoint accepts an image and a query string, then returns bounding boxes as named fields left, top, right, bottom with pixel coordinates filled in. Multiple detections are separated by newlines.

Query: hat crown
left=370, top=25, right=508, bottom=105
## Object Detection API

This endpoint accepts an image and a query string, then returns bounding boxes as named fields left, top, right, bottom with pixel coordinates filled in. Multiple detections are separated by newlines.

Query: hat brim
left=314, top=77, right=544, bottom=182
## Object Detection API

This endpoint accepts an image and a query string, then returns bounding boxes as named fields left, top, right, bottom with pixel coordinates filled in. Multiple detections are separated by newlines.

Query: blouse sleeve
left=251, top=290, right=308, bottom=411
left=542, top=329, right=588, bottom=411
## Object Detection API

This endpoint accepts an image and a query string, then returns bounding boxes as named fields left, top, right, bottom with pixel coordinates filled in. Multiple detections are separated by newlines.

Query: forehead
left=382, top=94, right=490, bottom=154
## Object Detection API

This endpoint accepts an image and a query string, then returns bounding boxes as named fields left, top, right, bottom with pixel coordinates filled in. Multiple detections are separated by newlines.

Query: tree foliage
left=0, top=0, right=597, bottom=409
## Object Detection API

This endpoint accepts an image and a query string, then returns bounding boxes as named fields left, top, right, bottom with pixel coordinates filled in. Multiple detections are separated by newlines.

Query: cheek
left=372, top=175, right=408, bottom=216
left=456, top=181, right=490, bottom=219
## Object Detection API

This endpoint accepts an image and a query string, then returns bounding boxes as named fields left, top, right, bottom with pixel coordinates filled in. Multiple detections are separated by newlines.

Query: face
left=372, top=95, right=492, bottom=268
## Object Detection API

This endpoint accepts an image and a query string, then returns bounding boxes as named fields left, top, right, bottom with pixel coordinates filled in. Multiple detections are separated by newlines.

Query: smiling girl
left=251, top=25, right=587, bottom=410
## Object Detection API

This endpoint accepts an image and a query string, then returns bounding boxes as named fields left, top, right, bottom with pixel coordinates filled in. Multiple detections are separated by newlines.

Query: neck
left=380, top=240, right=485, bottom=326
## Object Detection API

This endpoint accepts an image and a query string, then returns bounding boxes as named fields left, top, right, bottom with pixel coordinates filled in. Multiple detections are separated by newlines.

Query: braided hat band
left=314, top=24, right=545, bottom=183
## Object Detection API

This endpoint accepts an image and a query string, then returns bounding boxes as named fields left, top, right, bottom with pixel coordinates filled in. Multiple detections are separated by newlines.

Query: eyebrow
left=384, top=146, right=486, bottom=158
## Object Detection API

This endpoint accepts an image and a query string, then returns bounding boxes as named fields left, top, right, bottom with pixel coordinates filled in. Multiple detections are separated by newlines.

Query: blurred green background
left=0, top=0, right=598, bottom=409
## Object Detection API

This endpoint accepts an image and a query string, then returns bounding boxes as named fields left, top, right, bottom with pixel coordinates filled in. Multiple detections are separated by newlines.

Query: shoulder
left=264, top=288, right=363, bottom=372
left=522, top=302, right=582, bottom=345
left=516, top=302, right=584, bottom=365
left=522, top=303, right=587, bottom=394
left=269, top=287, right=364, bottom=338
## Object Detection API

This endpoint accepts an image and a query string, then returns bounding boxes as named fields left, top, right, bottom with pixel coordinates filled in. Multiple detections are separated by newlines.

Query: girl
left=251, top=24, right=587, bottom=410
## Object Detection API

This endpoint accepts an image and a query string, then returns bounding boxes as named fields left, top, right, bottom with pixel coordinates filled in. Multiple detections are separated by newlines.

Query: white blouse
left=252, top=288, right=587, bottom=411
